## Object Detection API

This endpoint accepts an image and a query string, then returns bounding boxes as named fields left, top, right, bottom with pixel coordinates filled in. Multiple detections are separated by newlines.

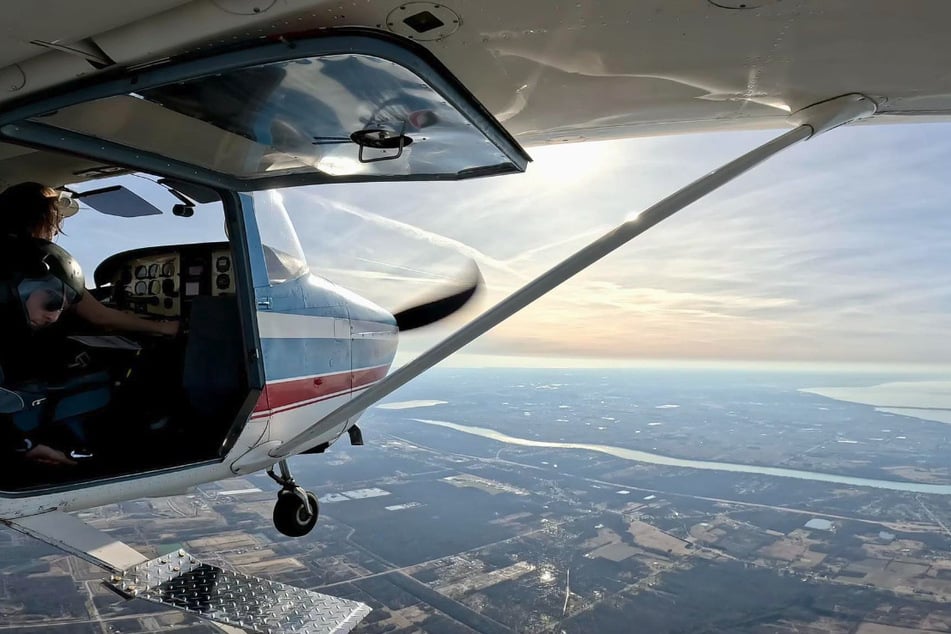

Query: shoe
left=69, top=448, right=94, bottom=460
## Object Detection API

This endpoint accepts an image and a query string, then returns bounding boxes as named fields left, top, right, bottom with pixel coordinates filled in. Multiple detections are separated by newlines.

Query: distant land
left=3, top=367, right=951, bottom=633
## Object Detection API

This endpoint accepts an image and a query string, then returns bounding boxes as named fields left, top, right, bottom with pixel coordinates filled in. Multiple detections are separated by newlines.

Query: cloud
left=283, top=123, right=951, bottom=366
left=289, top=192, right=525, bottom=279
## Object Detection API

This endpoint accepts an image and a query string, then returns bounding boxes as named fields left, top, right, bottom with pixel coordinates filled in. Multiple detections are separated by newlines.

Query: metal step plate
left=105, top=550, right=370, bottom=634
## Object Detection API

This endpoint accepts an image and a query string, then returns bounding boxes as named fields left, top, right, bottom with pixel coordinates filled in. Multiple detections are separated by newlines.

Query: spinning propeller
left=390, top=261, right=482, bottom=331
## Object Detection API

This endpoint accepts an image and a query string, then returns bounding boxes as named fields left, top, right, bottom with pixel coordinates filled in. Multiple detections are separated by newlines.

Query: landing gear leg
left=267, top=460, right=319, bottom=537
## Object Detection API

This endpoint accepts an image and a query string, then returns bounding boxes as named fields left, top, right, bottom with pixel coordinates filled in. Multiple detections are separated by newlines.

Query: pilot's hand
left=24, top=444, right=78, bottom=466
left=155, top=320, right=180, bottom=337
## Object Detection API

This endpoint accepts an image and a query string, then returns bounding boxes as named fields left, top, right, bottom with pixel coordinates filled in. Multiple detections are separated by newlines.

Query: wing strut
left=271, top=93, right=876, bottom=460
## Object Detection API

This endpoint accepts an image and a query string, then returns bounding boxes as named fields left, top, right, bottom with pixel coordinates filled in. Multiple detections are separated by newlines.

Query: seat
left=0, top=386, right=24, bottom=414
left=182, top=296, right=246, bottom=420
left=5, top=372, right=113, bottom=443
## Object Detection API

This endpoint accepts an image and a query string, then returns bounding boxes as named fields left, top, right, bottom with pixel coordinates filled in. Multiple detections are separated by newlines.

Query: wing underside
left=0, top=1, right=948, bottom=188
left=0, top=0, right=949, bottom=142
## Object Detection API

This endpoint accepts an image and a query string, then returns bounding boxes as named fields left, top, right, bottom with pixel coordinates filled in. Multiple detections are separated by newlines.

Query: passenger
left=0, top=237, right=86, bottom=467
left=0, top=182, right=179, bottom=336
left=20, top=278, right=73, bottom=328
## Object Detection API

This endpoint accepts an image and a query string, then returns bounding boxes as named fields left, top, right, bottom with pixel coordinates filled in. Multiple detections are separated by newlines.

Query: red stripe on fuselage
left=251, top=365, right=389, bottom=418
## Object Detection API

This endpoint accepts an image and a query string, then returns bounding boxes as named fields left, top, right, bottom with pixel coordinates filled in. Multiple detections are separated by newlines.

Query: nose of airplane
left=333, top=285, right=399, bottom=332
left=301, top=261, right=480, bottom=376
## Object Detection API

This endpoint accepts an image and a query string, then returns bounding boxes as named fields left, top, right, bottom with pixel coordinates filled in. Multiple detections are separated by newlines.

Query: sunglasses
left=36, top=283, right=78, bottom=311
left=38, top=288, right=67, bottom=312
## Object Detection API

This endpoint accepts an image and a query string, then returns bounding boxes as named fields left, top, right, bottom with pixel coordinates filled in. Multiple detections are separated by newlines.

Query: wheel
left=272, top=490, right=319, bottom=537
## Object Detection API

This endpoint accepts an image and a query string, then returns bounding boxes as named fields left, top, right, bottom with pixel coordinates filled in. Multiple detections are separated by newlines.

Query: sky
left=284, top=122, right=951, bottom=368
left=59, top=121, right=951, bottom=369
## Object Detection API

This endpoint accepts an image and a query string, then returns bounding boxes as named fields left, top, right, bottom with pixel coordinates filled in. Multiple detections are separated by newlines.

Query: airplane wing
left=0, top=1, right=948, bottom=190
left=4, top=511, right=370, bottom=633
left=0, top=0, right=949, bottom=146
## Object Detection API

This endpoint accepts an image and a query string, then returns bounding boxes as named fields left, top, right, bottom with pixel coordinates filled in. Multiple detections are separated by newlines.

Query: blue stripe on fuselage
left=257, top=272, right=398, bottom=381
left=260, top=273, right=395, bottom=322
left=261, top=337, right=397, bottom=381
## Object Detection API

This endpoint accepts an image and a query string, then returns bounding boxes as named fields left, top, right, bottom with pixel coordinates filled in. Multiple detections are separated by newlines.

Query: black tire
left=273, top=490, right=319, bottom=537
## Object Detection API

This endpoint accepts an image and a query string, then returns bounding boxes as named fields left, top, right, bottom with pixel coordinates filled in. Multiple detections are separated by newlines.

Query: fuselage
left=0, top=267, right=398, bottom=519
left=243, top=273, right=399, bottom=470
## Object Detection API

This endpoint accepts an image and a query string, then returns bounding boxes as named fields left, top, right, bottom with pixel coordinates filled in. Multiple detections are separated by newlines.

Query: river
left=411, top=418, right=951, bottom=495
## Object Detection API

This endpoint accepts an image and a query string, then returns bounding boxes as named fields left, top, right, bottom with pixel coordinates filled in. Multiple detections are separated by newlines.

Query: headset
left=0, top=238, right=85, bottom=304
left=54, top=191, right=80, bottom=218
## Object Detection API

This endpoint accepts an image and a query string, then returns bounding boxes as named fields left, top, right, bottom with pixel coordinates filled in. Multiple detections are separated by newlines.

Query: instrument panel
left=122, top=253, right=180, bottom=316
left=94, top=242, right=235, bottom=318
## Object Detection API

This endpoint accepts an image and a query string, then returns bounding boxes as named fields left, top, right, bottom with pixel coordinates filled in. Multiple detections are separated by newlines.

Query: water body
left=801, top=380, right=951, bottom=425
left=377, top=400, right=448, bottom=410
left=412, top=418, right=951, bottom=496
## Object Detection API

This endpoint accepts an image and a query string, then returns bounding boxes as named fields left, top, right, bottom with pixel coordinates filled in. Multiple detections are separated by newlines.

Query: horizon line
left=392, top=353, right=951, bottom=373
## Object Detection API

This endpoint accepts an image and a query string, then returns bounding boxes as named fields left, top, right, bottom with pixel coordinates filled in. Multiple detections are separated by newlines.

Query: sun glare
left=529, top=139, right=617, bottom=183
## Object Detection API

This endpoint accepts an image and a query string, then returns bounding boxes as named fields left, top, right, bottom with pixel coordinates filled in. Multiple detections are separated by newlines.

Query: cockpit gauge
left=134, top=281, right=147, bottom=294
left=148, top=263, right=159, bottom=278
left=134, top=265, right=147, bottom=279
left=215, top=256, right=231, bottom=273
left=162, top=279, right=175, bottom=295
left=148, top=280, right=161, bottom=295
left=162, top=262, right=175, bottom=277
left=216, top=274, right=231, bottom=290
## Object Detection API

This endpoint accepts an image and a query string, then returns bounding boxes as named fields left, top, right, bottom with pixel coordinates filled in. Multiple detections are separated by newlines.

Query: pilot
left=0, top=182, right=179, bottom=336
left=0, top=237, right=86, bottom=467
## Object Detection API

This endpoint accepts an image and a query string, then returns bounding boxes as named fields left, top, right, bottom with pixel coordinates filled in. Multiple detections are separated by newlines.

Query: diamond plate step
left=105, top=550, right=370, bottom=634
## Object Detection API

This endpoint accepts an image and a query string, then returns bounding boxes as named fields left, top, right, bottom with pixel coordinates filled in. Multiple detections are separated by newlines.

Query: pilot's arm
left=74, top=292, right=178, bottom=336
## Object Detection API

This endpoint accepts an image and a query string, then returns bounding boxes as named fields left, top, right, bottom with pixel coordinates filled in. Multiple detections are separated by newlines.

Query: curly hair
left=0, top=181, right=63, bottom=240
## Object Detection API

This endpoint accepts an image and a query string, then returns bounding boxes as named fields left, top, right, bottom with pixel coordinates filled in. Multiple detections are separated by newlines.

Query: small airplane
left=0, top=1, right=946, bottom=632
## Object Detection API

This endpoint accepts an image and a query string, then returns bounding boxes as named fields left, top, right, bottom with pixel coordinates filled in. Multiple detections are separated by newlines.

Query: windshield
left=253, top=190, right=309, bottom=284
left=55, top=173, right=226, bottom=278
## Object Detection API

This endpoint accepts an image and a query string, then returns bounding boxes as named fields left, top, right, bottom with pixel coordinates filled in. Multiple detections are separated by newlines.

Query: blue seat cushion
left=8, top=371, right=112, bottom=433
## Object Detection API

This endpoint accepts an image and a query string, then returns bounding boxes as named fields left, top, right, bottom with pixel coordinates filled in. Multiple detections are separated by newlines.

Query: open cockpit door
left=0, top=28, right=523, bottom=495
left=0, top=29, right=530, bottom=191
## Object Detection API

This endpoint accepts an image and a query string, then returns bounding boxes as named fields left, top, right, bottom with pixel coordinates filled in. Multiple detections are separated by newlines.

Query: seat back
left=6, top=372, right=112, bottom=434
left=0, top=386, right=24, bottom=414
left=182, top=296, right=246, bottom=418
